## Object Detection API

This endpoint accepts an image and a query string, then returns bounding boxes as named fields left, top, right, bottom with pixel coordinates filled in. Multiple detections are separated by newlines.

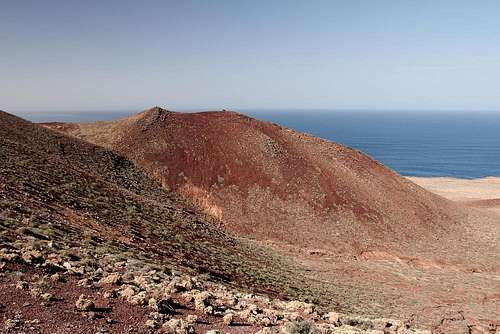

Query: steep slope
left=39, top=108, right=500, bottom=332
left=0, top=110, right=339, bottom=331
left=45, top=107, right=480, bottom=263
left=1, top=110, right=296, bottom=287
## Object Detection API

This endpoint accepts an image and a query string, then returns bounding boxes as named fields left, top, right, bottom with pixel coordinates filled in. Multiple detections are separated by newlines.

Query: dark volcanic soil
left=42, top=108, right=500, bottom=332
left=0, top=263, right=149, bottom=333
left=44, top=108, right=498, bottom=267
left=0, top=108, right=500, bottom=333
left=0, top=110, right=338, bottom=332
left=0, top=262, right=263, bottom=334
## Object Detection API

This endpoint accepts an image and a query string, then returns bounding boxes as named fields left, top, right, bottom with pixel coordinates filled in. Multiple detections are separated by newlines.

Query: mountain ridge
left=44, top=107, right=474, bottom=263
left=0, top=109, right=318, bottom=297
left=1, top=109, right=498, bottom=332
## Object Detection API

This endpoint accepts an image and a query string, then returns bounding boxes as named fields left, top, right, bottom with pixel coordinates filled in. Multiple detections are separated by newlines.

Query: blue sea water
left=245, top=110, right=500, bottom=179
left=20, top=110, right=500, bottom=179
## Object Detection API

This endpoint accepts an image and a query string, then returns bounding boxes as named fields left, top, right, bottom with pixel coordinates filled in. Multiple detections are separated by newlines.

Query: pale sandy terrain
left=408, top=176, right=500, bottom=213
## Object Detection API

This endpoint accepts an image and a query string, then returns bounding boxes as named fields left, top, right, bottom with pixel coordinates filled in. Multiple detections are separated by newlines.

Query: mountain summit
left=7, top=107, right=497, bottom=331
left=44, top=108, right=484, bottom=265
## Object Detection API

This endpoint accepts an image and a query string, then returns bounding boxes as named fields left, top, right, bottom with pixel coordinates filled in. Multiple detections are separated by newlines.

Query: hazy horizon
left=11, top=106, right=500, bottom=124
left=11, top=107, right=500, bottom=180
left=10, top=107, right=500, bottom=122
left=3, top=1, right=500, bottom=113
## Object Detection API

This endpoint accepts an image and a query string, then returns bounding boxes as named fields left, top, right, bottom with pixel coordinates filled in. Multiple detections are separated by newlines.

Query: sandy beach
left=408, top=176, right=500, bottom=213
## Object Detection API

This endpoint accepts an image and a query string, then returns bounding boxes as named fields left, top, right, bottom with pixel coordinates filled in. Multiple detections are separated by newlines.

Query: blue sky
left=2, top=0, right=500, bottom=112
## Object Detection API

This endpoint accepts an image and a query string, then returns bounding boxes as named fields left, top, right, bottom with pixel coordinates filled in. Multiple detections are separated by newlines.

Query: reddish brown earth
left=43, top=108, right=493, bottom=263
left=0, top=262, right=260, bottom=334
left=43, top=107, right=500, bottom=332
left=0, top=110, right=333, bottom=333
left=1, top=109, right=307, bottom=296
left=0, top=263, right=149, bottom=333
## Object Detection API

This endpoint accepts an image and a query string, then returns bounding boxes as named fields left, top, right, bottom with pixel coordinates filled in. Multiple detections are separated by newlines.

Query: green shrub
left=283, top=320, right=316, bottom=334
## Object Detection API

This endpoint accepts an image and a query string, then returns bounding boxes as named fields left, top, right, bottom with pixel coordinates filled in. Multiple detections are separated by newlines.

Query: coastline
left=407, top=176, right=500, bottom=212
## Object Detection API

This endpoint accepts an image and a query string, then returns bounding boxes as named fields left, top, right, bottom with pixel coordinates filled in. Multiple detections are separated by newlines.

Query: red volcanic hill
left=0, top=109, right=309, bottom=292
left=44, top=107, right=478, bottom=261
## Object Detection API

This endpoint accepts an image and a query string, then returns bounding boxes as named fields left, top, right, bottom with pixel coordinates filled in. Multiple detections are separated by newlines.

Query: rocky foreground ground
left=2, top=110, right=498, bottom=333
left=0, top=242, right=441, bottom=334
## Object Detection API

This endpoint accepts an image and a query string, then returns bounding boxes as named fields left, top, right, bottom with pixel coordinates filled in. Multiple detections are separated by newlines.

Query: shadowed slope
left=0, top=110, right=317, bottom=298
left=39, top=108, right=500, bottom=331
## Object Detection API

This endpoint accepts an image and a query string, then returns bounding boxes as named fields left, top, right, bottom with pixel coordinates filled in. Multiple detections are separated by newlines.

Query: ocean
left=246, top=110, right=500, bottom=179
left=20, top=110, right=500, bottom=179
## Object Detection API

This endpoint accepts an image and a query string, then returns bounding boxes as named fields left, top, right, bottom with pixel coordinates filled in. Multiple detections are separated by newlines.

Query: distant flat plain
left=409, top=176, right=500, bottom=213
